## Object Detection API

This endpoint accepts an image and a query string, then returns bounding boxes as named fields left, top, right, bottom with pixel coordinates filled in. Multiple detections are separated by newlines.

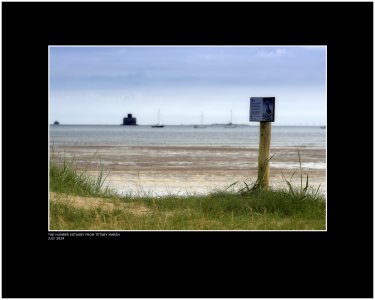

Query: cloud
left=49, top=46, right=326, bottom=124
left=256, top=48, right=287, bottom=58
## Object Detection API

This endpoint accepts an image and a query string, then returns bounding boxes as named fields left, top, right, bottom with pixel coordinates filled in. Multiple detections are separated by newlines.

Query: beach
left=52, top=145, right=326, bottom=196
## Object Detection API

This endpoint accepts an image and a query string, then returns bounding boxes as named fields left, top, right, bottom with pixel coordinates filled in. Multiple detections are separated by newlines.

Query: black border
left=3, top=2, right=373, bottom=298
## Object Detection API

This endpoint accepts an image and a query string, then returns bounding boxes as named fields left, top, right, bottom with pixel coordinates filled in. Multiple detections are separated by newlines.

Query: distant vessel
left=224, top=109, right=237, bottom=128
left=122, top=113, right=137, bottom=126
left=194, top=111, right=206, bottom=129
left=320, top=125, right=326, bottom=129
left=53, top=121, right=60, bottom=125
left=151, top=110, right=164, bottom=128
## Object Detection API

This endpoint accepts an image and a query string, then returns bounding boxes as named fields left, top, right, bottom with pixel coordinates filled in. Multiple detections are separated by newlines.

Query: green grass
left=49, top=155, right=326, bottom=230
left=50, top=192, right=326, bottom=230
left=50, top=157, right=116, bottom=198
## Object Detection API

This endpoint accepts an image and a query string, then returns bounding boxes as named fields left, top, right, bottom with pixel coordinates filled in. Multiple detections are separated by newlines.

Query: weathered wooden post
left=258, top=121, right=271, bottom=189
left=250, top=97, right=275, bottom=190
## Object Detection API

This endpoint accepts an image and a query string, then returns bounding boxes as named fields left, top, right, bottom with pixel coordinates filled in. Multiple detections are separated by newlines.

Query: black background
left=2, top=2, right=373, bottom=298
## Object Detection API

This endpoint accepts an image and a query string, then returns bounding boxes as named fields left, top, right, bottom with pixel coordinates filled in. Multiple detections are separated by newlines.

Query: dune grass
left=49, top=157, right=116, bottom=198
left=49, top=154, right=326, bottom=230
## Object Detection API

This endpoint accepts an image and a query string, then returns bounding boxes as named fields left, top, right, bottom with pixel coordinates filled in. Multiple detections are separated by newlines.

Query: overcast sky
left=49, top=46, right=326, bottom=125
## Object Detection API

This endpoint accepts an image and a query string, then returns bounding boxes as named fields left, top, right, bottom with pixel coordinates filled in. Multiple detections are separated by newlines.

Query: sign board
left=250, top=97, right=275, bottom=122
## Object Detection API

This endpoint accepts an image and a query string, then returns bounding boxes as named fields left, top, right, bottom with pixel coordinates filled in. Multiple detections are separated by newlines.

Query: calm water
left=50, top=125, right=326, bottom=148
left=50, top=125, right=326, bottom=195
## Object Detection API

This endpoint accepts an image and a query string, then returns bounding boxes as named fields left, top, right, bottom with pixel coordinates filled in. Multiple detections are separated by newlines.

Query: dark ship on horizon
left=121, top=113, right=137, bottom=126
left=151, top=110, right=164, bottom=128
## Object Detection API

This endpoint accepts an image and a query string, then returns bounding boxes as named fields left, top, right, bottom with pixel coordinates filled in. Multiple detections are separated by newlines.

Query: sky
left=49, top=46, right=326, bottom=125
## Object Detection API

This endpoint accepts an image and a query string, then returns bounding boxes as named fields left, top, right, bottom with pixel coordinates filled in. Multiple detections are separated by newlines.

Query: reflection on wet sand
left=51, top=145, right=326, bottom=196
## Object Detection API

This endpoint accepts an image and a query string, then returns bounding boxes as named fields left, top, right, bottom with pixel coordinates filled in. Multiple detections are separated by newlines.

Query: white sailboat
left=151, top=110, right=164, bottom=128
left=194, top=111, right=206, bottom=128
left=224, top=109, right=237, bottom=128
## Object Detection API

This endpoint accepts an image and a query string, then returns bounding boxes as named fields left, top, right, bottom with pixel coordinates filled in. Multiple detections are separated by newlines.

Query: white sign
left=250, top=97, right=275, bottom=122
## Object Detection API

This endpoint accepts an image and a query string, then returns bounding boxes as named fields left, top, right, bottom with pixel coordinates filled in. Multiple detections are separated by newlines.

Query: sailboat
left=194, top=111, right=206, bottom=128
left=151, top=110, right=164, bottom=128
left=224, top=109, right=237, bottom=128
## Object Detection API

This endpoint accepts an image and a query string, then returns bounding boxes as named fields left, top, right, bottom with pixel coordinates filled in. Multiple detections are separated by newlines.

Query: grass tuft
left=50, top=156, right=116, bottom=198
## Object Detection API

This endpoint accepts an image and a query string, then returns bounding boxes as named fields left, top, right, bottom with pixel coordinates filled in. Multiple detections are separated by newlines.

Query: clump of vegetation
left=227, top=149, right=322, bottom=201
left=50, top=155, right=115, bottom=198
left=281, top=149, right=321, bottom=201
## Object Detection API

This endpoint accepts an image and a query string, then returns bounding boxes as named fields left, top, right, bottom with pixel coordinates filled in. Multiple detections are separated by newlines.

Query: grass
left=50, top=156, right=116, bottom=198
left=49, top=153, right=326, bottom=230
left=280, top=149, right=321, bottom=201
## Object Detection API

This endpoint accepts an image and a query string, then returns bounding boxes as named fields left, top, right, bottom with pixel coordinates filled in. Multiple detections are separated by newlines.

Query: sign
left=250, top=97, right=275, bottom=122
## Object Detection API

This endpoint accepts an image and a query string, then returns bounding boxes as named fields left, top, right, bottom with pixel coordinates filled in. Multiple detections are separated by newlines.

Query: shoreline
left=51, top=145, right=326, bottom=196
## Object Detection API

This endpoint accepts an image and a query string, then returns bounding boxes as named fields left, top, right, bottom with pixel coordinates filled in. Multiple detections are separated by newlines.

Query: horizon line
left=49, top=123, right=326, bottom=127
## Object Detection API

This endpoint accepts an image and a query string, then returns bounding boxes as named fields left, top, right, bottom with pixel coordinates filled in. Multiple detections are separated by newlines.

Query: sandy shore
left=50, top=192, right=150, bottom=215
left=52, top=145, right=326, bottom=196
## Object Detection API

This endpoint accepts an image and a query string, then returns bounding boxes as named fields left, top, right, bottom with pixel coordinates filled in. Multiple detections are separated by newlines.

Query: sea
left=49, top=125, right=326, bottom=196
left=49, top=125, right=325, bottom=148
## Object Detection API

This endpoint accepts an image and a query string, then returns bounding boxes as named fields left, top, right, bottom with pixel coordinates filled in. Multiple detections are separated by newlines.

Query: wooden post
left=258, top=121, right=271, bottom=189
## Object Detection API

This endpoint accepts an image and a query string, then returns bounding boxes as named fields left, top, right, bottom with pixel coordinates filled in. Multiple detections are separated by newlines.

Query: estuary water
left=50, top=125, right=325, bottom=148
left=50, top=125, right=326, bottom=196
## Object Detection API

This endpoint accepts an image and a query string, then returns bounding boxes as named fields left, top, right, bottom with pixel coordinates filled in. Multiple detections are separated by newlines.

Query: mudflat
left=52, top=145, right=326, bottom=196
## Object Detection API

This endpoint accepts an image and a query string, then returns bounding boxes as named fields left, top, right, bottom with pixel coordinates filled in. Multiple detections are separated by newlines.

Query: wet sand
left=52, top=145, right=326, bottom=196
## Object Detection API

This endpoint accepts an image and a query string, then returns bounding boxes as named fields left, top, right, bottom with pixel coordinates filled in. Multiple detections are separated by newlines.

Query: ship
left=122, top=113, right=137, bottom=126
left=194, top=111, right=206, bottom=128
left=224, top=109, right=237, bottom=128
left=151, top=110, right=164, bottom=128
